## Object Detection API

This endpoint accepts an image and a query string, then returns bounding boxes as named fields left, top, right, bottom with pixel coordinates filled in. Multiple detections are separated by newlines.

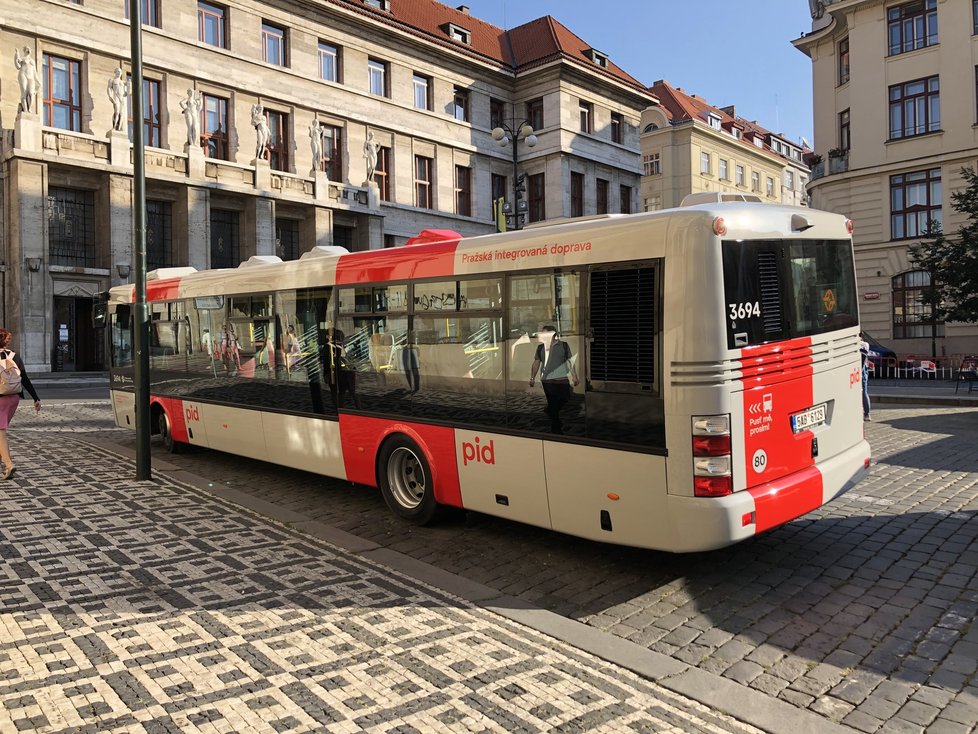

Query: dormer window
left=443, top=22, right=471, bottom=44
left=707, top=113, right=722, bottom=130
left=586, top=48, right=609, bottom=68
left=363, top=0, right=390, bottom=10
left=731, top=128, right=742, bottom=139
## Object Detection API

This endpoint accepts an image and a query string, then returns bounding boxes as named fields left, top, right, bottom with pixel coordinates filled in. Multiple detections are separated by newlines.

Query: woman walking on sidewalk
left=0, top=328, right=41, bottom=479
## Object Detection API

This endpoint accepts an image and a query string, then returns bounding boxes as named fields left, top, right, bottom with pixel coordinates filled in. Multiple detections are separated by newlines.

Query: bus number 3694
left=729, top=302, right=761, bottom=320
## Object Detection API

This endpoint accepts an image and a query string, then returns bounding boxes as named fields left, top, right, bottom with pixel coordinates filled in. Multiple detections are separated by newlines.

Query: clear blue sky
left=462, top=0, right=815, bottom=146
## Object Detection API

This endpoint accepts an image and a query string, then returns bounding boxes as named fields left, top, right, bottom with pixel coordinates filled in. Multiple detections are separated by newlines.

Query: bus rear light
left=692, top=415, right=730, bottom=435
left=692, top=434, right=731, bottom=456
left=713, top=217, right=727, bottom=236
left=694, top=476, right=733, bottom=497
left=694, top=455, right=731, bottom=476
left=846, top=219, right=854, bottom=235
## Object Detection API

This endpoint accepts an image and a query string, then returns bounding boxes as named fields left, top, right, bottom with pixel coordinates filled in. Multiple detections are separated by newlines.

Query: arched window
left=892, top=270, right=943, bottom=339
left=642, top=123, right=659, bottom=133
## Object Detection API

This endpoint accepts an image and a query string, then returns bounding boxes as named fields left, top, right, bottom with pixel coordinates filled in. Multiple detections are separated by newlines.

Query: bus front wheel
left=158, top=409, right=185, bottom=454
left=378, top=436, right=439, bottom=525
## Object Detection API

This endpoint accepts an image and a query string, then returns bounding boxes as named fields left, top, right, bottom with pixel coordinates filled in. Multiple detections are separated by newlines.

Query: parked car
left=860, top=331, right=898, bottom=376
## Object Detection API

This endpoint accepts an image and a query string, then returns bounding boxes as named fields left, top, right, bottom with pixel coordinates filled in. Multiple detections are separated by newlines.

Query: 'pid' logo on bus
left=461, top=436, right=495, bottom=467
left=185, top=405, right=200, bottom=423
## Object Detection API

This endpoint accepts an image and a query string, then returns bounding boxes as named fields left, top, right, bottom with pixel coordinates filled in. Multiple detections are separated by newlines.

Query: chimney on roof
left=720, top=105, right=735, bottom=117
left=456, top=4, right=469, bottom=13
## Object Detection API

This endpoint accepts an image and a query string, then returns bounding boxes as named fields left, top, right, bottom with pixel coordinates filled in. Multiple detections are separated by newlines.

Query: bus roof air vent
left=791, top=213, right=814, bottom=232
left=299, top=246, right=350, bottom=260
left=146, top=267, right=197, bottom=281
left=680, top=192, right=764, bottom=207
left=239, top=255, right=283, bottom=267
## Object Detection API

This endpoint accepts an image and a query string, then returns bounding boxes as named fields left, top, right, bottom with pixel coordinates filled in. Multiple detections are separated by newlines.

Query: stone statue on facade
left=14, top=47, right=41, bottom=114
left=309, top=122, right=322, bottom=171
left=363, top=131, right=380, bottom=183
left=107, top=68, right=132, bottom=132
left=252, top=103, right=270, bottom=160
left=179, top=89, right=202, bottom=146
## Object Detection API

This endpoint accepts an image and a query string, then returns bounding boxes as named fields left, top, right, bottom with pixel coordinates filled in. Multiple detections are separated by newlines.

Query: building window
left=125, top=0, right=160, bottom=27
left=700, top=152, right=711, bottom=175
left=198, top=2, right=227, bottom=48
left=528, top=173, right=546, bottom=222
left=644, top=195, right=661, bottom=212
left=784, top=169, right=795, bottom=191
left=413, top=73, right=431, bottom=111
left=490, top=98, right=505, bottom=130
left=619, top=185, right=631, bottom=214
left=210, top=209, right=239, bottom=269
left=766, top=176, right=775, bottom=197
left=275, top=218, right=300, bottom=261
left=47, top=187, right=95, bottom=267
left=265, top=109, right=289, bottom=172
left=446, top=23, right=470, bottom=44
left=455, top=165, right=471, bottom=216
left=888, top=0, right=938, bottom=56
left=491, top=173, right=507, bottom=218
left=201, top=93, right=228, bottom=159
left=526, top=98, right=543, bottom=131
left=719, top=159, right=728, bottom=180
left=262, top=22, right=287, bottom=66
left=453, top=87, right=470, bottom=122
left=42, top=54, right=82, bottom=132
left=611, top=112, right=624, bottom=144
left=320, top=125, right=342, bottom=181
left=974, top=0, right=978, bottom=34
left=319, top=42, right=340, bottom=82
left=707, top=113, right=722, bottom=130
left=570, top=172, right=584, bottom=217
left=374, top=146, right=391, bottom=201
left=892, top=270, right=944, bottom=339
left=579, top=101, right=593, bottom=133
left=415, top=155, right=432, bottom=208
left=127, top=77, right=162, bottom=148
left=839, top=108, right=851, bottom=150
left=145, top=200, right=173, bottom=269
left=889, top=76, right=940, bottom=139
left=364, top=0, right=390, bottom=9
left=596, top=178, right=608, bottom=214
left=751, top=171, right=760, bottom=191
left=368, top=58, right=388, bottom=97
left=891, top=168, right=942, bottom=240
left=643, top=153, right=661, bottom=176
left=838, top=37, right=850, bottom=85
left=736, top=164, right=745, bottom=187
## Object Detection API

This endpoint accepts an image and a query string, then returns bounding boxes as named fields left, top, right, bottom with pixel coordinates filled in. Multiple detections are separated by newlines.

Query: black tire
left=377, top=435, right=439, bottom=525
left=158, top=408, right=185, bottom=454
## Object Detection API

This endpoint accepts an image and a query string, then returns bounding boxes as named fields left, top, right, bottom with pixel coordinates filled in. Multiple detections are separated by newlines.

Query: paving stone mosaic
left=0, top=431, right=760, bottom=733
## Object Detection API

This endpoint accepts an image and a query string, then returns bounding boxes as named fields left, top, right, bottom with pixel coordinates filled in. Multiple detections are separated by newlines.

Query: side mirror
left=92, top=292, right=108, bottom=329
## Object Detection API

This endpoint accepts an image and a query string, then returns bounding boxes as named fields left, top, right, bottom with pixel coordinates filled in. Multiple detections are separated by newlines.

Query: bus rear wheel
left=158, top=409, right=185, bottom=454
left=378, top=436, right=439, bottom=525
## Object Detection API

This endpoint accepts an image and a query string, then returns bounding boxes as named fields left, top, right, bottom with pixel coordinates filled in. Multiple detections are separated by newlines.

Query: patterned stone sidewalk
left=0, top=431, right=761, bottom=734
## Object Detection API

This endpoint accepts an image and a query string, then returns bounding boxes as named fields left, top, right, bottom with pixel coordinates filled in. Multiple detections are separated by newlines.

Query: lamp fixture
left=117, top=263, right=132, bottom=279
left=25, top=257, right=41, bottom=272
left=490, top=119, right=537, bottom=230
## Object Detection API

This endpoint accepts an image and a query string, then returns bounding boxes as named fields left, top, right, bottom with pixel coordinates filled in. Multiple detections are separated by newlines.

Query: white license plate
left=791, top=403, right=826, bottom=433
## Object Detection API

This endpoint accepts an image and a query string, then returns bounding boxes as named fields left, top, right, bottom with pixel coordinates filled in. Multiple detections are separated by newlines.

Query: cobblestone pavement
left=1, top=407, right=765, bottom=733
left=13, top=400, right=978, bottom=733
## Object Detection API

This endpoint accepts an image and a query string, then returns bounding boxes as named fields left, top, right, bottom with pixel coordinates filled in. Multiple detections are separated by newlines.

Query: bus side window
left=111, top=305, right=133, bottom=368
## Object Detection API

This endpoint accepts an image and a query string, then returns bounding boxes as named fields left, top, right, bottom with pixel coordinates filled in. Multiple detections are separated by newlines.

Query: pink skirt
left=0, top=394, right=20, bottom=429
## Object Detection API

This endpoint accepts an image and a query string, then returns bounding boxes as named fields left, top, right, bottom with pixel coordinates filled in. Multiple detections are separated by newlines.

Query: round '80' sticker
left=751, top=449, right=768, bottom=474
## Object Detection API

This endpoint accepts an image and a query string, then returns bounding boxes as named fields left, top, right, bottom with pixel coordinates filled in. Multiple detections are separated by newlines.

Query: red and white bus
left=105, top=199, right=871, bottom=552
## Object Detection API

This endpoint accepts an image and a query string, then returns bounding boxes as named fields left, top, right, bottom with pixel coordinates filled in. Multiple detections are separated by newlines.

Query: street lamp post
left=491, top=120, right=537, bottom=230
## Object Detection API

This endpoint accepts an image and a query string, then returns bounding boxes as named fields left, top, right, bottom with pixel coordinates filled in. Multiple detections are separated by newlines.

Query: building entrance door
left=52, top=296, right=103, bottom=371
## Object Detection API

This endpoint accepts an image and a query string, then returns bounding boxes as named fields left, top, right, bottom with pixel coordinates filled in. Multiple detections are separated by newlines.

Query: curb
left=79, top=435, right=859, bottom=734
left=871, top=393, right=978, bottom=407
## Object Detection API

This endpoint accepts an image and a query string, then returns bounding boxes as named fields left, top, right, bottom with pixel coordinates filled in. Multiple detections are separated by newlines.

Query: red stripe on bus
left=338, top=415, right=462, bottom=507
left=748, top=466, right=823, bottom=533
left=335, top=241, right=460, bottom=284
left=147, top=279, right=182, bottom=302
left=153, top=396, right=190, bottom=443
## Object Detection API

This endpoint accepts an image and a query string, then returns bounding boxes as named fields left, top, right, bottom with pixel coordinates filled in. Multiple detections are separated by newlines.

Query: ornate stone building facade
left=795, top=0, right=978, bottom=358
left=1, top=0, right=653, bottom=373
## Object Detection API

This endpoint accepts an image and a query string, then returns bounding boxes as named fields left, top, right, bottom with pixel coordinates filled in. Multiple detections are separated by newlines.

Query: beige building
left=639, top=80, right=809, bottom=212
left=1, top=0, right=653, bottom=374
left=794, top=0, right=978, bottom=358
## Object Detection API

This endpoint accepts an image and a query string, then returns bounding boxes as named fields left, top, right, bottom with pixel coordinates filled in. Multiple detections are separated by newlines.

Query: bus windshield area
left=721, top=239, right=858, bottom=349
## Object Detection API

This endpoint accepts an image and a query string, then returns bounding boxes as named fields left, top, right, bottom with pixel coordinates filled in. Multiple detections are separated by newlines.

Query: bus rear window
left=722, top=239, right=857, bottom=349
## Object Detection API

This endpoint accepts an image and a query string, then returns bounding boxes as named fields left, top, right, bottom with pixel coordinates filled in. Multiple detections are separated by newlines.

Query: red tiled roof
left=329, top=0, right=647, bottom=91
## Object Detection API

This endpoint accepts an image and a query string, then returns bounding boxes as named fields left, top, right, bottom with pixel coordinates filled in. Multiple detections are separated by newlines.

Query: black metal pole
left=512, top=133, right=521, bottom=231
left=130, top=2, right=152, bottom=480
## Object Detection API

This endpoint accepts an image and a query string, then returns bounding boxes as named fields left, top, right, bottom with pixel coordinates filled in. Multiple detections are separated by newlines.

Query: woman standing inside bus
left=0, top=328, right=41, bottom=480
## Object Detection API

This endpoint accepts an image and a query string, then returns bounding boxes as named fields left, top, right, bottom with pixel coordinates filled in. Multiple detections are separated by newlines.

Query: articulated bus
left=105, top=198, right=871, bottom=552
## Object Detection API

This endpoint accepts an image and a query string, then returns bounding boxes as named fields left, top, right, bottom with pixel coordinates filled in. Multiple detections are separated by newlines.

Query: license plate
left=791, top=403, right=826, bottom=433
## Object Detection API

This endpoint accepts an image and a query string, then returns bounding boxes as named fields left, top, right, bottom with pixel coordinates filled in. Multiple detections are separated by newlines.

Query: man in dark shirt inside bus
left=529, top=325, right=579, bottom=434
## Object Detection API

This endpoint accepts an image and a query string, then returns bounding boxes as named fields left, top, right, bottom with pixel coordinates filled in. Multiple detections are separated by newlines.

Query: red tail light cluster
left=692, top=414, right=733, bottom=497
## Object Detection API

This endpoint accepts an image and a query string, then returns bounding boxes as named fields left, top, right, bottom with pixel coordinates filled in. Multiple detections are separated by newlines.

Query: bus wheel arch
left=376, top=433, right=440, bottom=525
left=153, top=401, right=185, bottom=454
